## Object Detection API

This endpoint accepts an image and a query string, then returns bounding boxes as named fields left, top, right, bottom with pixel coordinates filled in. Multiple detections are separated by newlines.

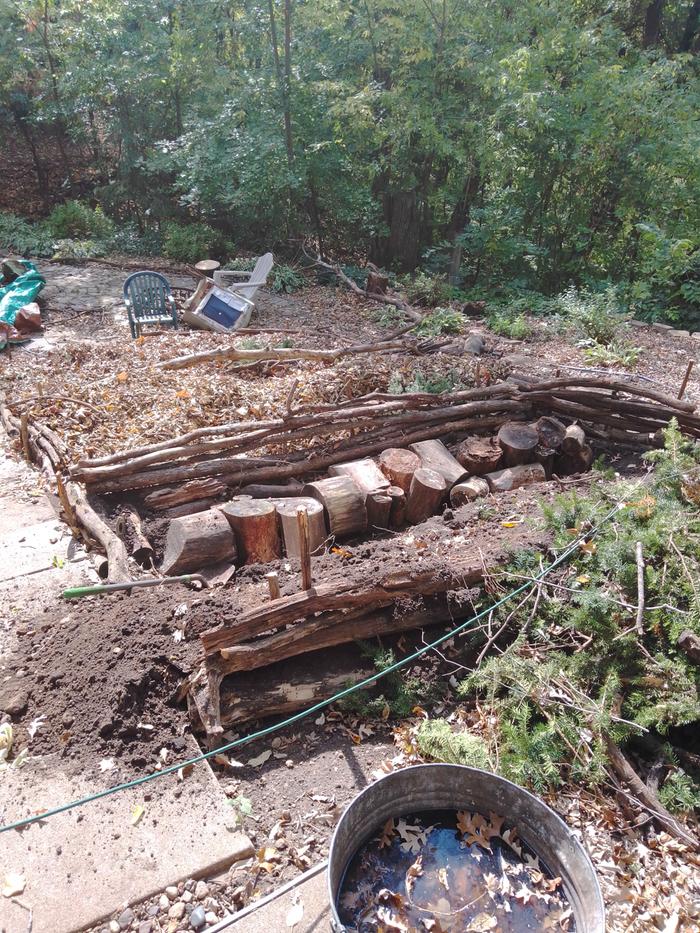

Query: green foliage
left=47, top=201, right=114, bottom=241
left=340, top=643, right=442, bottom=719
left=415, top=307, right=463, bottom=337
left=416, top=719, right=490, bottom=769
left=487, top=310, right=532, bottom=340
left=271, top=264, right=305, bottom=294
left=557, top=286, right=627, bottom=346
left=162, top=222, right=230, bottom=263
left=401, top=272, right=453, bottom=308
left=109, top=223, right=163, bottom=257
left=659, top=770, right=700, bottom=816
left=0, top=213, right=54, bottom=257
left=51, top=238, right=105, bottom=260
left=582, top=341, right=641, bottom=369
left=388, top=369, right=459, bottom=395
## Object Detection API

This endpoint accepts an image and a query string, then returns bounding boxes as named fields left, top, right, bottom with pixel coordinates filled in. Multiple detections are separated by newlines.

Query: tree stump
left=409, top=439, right=467, bottom=487
left=497, top=422, right=539, bottom=466
left=366, top=491, right=392, bottom=529
left=378, top=448, right=421, bottom=494
left=274, top=497, right=327, bottom=558
left=303, top=476, right=367, bottom=538
left=533, top=416, right=566, bottom=451
left=366, top=267, right=389, bottom=295
left=406, top=468, right=446, bottom=524
left=450, top=477, right=489, bottom=506
left=387, top=485, right=407, bottom=529
left=160, top=511, right=237, bottom=575
left=455, top=436, right=502, bottom=475
left=328, top=458, right=389, bottom=495
left=484, top=462, right=545, bottom=492
left=218, top=498, right=281, bottom=564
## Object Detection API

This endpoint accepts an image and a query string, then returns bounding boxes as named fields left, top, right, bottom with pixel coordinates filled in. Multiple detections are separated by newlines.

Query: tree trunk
left=643, top=0, right=665, bottom=47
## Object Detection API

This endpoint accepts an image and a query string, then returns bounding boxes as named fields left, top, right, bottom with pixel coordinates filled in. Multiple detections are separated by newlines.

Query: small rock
left=159, top=894, right=170, bottom=910
left=117, top=907, right=134, bottom=929
left=194, top=880, right=209, bottom=901
left=182, top=891, right=192, bottom=903
left=109, top=922, right=120, bottom=933
left=138, top=923, right=152, bottom=933
left=205, top=912, right=217, bottom=924
left=184, top=879, right=196, bottom=893
left=0, top=687, right=29, bottom=716
left=148, top=904, right=160, bottom=917
left=166, top=886, right=179, bottom=901
left=464, top=333, right=486, bottom=355
left=189, top=906, right=206, bottom=930
left=168, top=902, right=186, bottom=920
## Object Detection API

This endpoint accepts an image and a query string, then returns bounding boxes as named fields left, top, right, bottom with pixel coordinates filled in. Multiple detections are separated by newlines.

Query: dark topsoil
left=0, top=477, right=597, bottom=784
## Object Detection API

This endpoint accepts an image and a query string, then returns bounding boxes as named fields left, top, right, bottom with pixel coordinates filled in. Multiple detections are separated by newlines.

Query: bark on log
left=144, top=478, right=227, bottom=510
left=409, top=439, right=467, bottom=487
left=535, top=445, right=556, bottom=478
left=455, top=436, right=502, bottom=475
left=485, top=462, right=546, bottom=492
left=561, top=423, right=587, bottom=454
left=328, top=457, right=389, bottom=495
left=406, top=467, right=446, bottom=524
left=450, top=477, right=490, bottom=506
left=274, top=497, right=327, bottom=558
left=218, top=498, right=281, bottom=565
left=554, top=445, right=594, bottom=476
left=678, top=629, right=700, bottom=664
left=238, top=482, right=303, bottom=498
left=497, top=422, right=539, bottom=466
left=387, top=485, right=407, bottom=529
left=161, top=511, right=237, bottom=575
left=296, top=507, right=313, bottom=591
left=366, top=491, right=392, bottom=529
left=303, top=475, right=367, bottom=538
left=115, top=505, right=153, bottom=567
left=533, top=416, right=567, bottom=451
left=366, top=269, right=389, bottom=295
left=378, top=448, right=422, bottom=494
left=160, top=499, right=217, bottom=519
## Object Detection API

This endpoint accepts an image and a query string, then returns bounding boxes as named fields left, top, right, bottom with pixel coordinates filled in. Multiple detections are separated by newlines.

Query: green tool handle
left=62, top=574, right=201, bottom=599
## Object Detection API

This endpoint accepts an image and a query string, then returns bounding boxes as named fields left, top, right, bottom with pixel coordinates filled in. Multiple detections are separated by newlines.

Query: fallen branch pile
left=62, top=377, right=699, bottom=502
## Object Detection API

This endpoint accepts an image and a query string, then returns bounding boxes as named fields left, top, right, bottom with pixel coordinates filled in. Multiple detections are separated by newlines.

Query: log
left=160, top=499, right=217, bottom=519
left=218, top=498, right=281, bottom=565
left=366, top=491, right=392, bottom=529
left=328, top=458, right=390, bottom=495
left=678, top=630, right=700, bottom=664
left=485, top=462, right=546, bottom=492
left=554, top=444, right=594, bottom=476
left=497, top=422, right=539, bottom=466
left=161, top=511, right=237, bottom=575
left=408, top=439, right=467, bottom=487
left=378, top=448, right=422, bottom=494
left=65, top=481, right=132, bottom=583
left=387, top=485, right=407, bottom=529
left=450, top=477, right=489, bottom=506
left=455, top=436, right=502, bottom=475
left=303, top=475, right=367, bottom=538
left=115, top=505, right=154, bottom=568
left=238, top=482, right=303, bottom=498
left=297, top=507, right=313, bottom=591
left=274, top=497, right=326, bottom=558
left=144, top=477, right=227, bottom=510
left=533, top=416, right=567, bottom=451
left=561, top=423, right=587, bottom=455
left=266, top=571, right=281, bottom=600
left=405, top=467, right=446, bottom=524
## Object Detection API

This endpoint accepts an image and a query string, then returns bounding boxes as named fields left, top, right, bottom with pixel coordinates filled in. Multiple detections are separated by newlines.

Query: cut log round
left=554, top=445, right=594, bottom=476
left=533, top=416, right=566, bottom=451
left=561, top=423, right=587, bottom=454
left=366, top=491, right=392, bottom=529
left=274, top=497, right=327, bottom=558
left=450, top=477, right=489, bottom=507
left=485, top=462, right=546, bottom=492
left=160, top=511, right=237, bottom=575
left=497, top=422, right=539, bottom=466
left=328, top=458, right=389, bottom=495
left=366, top=269, right=389, bottom=295
left=387, top=485, right=406, bottom=529
left=218, top=498, right=281, bottom=565
left=406, top=467, right=446, bottom=524
left=455, top=436, right=502, bottom=475
left=535, top=445, right=556, bottom=478
left=303, top=476, right=367, bottom=538
left=378, top=448, right=422, bottom=494
left=408, top=439, right=467, bottom=487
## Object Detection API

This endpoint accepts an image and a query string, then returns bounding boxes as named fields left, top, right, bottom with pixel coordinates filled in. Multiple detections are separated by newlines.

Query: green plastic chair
left=123, top=271, right=178, bottom=338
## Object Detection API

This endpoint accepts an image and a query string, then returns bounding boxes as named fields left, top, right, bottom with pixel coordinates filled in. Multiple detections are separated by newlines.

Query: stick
left=265, top=571, right=281, bottom=601
left=635, top=541, right=645, bottom=635
left=19, top=412, right=30, bottom=461
left=678, top=360, right=694, bottom=400
left=297, top=507, right=313, bottom=592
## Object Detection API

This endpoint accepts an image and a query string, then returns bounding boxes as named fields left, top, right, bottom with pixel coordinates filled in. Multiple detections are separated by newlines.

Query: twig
left=9, top=395, right=102, bottom=415
left=635, top=541, right=645, bottom=636
left=678, top=359, right=694, bottom=399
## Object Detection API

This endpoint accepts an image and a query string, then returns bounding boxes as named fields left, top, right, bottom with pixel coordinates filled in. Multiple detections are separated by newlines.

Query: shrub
left=109, top=223, right=163, bottom=257
left=557, top=285, right=627, bottom=346
left=0, top=212, right=54, bottom=257
left=487, top=310, right=532, bottom=340
left=51, top=239, right=105, bottom=260
left=415, top=307, right=464, bottom=337
left=416, top=719, right=490, bottom=768
left=47, top=200, right=114, bottom=240
left=401, top=271, right=453, bottom=307
left=162, top=221, right=230, bottom=263
left=271, top=264, right=305, bottom=293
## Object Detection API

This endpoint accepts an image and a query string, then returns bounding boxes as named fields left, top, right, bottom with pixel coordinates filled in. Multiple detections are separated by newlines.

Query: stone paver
left=41, top=264, right=195, bottom=315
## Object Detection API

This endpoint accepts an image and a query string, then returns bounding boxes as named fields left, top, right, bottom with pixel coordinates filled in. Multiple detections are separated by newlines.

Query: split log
left=406, top=468, right=447, bottom=524
left=378, top=448, right=422, bottom=494
left=450, top=477, right=489, bottom=506
left=533, top=416, right=567, bottom=451
left=497, top=422, right=539, bottom=466
left=387, top=485, right=407, bottom=529
left=218, top=498, right=281, bottom=565
left=485, top=462, right=546, bottom=492
left=678, top=630, right=700, bottom=665
left=161, top=511, right=236, bottom=575
left=409, top=439, right=467, bottom=487
left=366, top=492, right=392, bottom=529
left=455, top=436, right=502, bottom=475
left=115, top=505, right=153, bottom=568
left=266, top=572, right=281, bottom=600
left=303, top=476, right=367, bottom=538
left=144, top=478, right=227, bottom=510
left=274, top=497, right=326, bottom=558
left=328, top=458, right=390, bottom=495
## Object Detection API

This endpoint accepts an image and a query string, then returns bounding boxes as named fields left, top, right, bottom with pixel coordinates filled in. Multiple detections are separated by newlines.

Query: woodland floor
left=1, top=259, right=699, bottom=932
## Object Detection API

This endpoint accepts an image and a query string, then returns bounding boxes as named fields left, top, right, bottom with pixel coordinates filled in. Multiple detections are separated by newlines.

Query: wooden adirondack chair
left=213, top=252, right=274, bottom=305
left=123, top=271, right=178, bottom=338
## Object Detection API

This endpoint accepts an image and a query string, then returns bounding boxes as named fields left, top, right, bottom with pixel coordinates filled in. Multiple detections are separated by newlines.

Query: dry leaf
left=406, top=855, right=423, bottom=897
left=176, top=389, right=190, bottom=399
left=2, top=873, right=26, bottom=898
left=468, top=913, right=498, bottom=932
left=379, top=818, right=396, bottom=848
left=131, top=804, right=145, bottom=826
left=116, top=371, right=128, bottom=383
left=247, top=749, right=272, bottom=767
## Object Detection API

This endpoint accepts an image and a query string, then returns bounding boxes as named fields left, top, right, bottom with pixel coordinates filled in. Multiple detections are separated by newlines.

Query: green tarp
left=0, top=261, right=45, bottom=326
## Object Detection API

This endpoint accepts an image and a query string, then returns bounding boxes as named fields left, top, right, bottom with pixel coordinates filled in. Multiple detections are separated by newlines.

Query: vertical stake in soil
left=19, top=412, right=30, bottom=461
left=266, top=571, right=281, bottom=601
left=297, top=506, right=313, bottom=592
left=678, top=360, right=694, bottom=400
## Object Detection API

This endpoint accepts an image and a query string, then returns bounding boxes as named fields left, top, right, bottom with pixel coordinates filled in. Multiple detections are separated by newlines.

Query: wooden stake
left=678, top=360, right=694, bottom=400
left=19, top=412, right=30, bottom=462
left=266, top=571, right=281, bottom=601
left=297, top=506, right=313, bottom=592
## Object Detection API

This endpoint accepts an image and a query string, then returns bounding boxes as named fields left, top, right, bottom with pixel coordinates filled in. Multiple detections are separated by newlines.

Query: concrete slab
left=0, top=741, right=253, bottom=933
left=0, top=516, right=76, bottom=582
left=230, top=868, right=330, bottom=932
